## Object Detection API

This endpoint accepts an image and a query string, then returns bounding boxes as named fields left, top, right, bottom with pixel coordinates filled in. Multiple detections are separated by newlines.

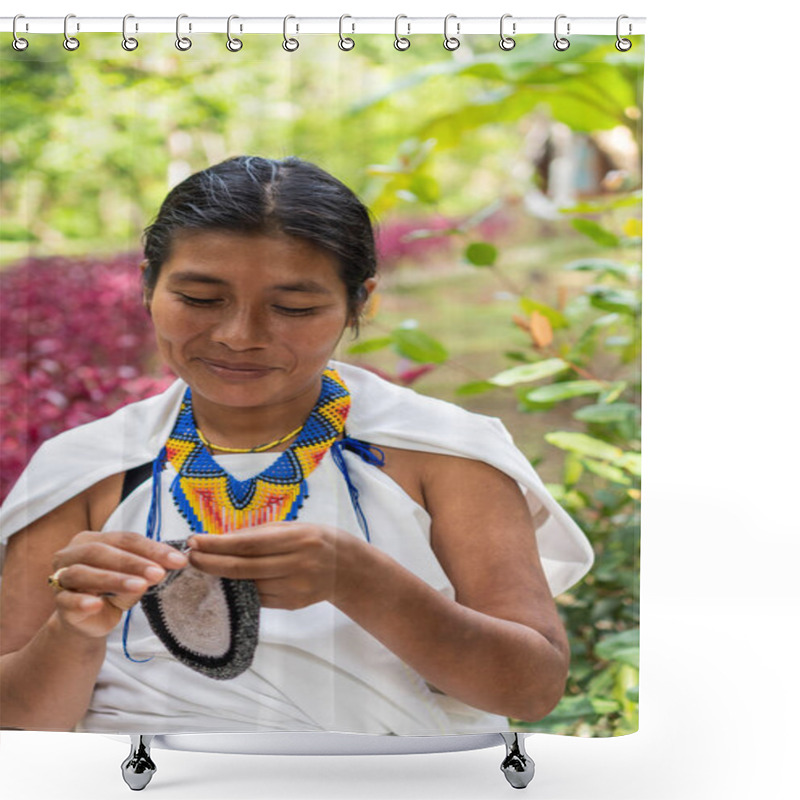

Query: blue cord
left=330, top=437, right=385, bottom=543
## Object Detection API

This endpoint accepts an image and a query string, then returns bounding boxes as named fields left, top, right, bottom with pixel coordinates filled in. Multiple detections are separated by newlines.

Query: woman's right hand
left=48, top=531, right=188, bottom=639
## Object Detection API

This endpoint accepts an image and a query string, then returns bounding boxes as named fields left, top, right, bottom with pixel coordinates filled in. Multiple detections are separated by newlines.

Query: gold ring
left=47, top=566, right=69, bottom=592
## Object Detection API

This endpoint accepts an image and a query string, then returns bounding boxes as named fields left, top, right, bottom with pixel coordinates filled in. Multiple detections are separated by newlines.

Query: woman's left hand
left=186, top=523, right=365, bottom=610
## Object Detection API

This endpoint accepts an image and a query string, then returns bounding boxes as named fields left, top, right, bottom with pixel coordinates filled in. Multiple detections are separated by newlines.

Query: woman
left=0, top=156, right=592, bottom=735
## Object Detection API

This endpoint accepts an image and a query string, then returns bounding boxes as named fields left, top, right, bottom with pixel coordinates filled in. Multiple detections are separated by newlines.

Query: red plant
left=0, top=255, right=173, bottom=501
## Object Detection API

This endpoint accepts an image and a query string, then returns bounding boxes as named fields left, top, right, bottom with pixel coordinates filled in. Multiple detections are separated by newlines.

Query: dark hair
left=142, top=156, right=377, bottom=319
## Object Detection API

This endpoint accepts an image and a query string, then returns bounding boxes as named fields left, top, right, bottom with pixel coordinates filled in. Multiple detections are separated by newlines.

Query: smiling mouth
left=199, top=359, right=276, bottom=378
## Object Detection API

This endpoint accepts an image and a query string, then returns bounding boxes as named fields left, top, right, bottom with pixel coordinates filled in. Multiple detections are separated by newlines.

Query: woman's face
left=147, top=230, right=367, bottom=418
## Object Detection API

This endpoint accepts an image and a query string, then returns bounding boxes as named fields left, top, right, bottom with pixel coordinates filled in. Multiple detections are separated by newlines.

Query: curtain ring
left=283, top=15, right=299, bottom=51
left=175, top=14, right=192, bottom=51
left=615, top=15, right=632, bottom=51
left=499, top=14, right=515, bottom=50
left=122, top=14, right=139, bottom=51
left=553, top=14, right=570, bottom=51
left=63, top=13, right=80, bottom=51
left=443, top=14, right=460, bottom=51
left=338, top=15, right=355, bottom=51
left=394, top=15, right=410, bottom=51
left=227, top=15, right=243, bottom=51
left=12, top=14, right=29, bottom=51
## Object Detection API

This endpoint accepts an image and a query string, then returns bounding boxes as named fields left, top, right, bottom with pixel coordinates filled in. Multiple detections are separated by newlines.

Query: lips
left=198, top=358, right=277, bottom=379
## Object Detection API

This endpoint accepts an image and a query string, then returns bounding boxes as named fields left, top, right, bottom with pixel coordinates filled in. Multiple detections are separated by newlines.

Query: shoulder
left=335, top=360, right=511, bottom=445
left=0, top=380, right=185, bottom=549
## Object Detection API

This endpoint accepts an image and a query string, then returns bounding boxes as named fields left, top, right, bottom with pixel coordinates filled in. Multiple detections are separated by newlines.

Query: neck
left=190, top=379, right=322, bottom=453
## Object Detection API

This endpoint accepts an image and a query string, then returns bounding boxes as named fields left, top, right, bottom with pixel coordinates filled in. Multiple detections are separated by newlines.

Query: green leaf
left=595, top=629, right=640, bottom=669
left=489, top=358, right=570, bottom=387
left=391, top=329, right=449, bottom=364
left=455, top=380, right=495, bottom=397
left=571, top=219, right=620, bottom=247
left=464, top=242, right=498, bottom=267
left=564, top=452, right=584, bottom=487
left=526, top=380, right=605, bottom=403
left=545, top=432, right=623, bottom=461
left=599, top=381, right=628, bottom=404
left=588, top=287, right=641, bottom=315
left=519, top=297, right=569, bottom=329
left=346, top=336, right=393, bottom=355
left=408, top=173, right=440, bottom=204
left=574, top=402, right=640, bottom=424
left=564, top=258, right=628, bottom=279
left=541, top=695, right=597, bottom=723
left=559, top=193, right=642, bottom=214
left=590, top=697, right=621, bottom=715
left=581, top=458, right=631, bottom=486
left=613, top=451, right=642, bottom=476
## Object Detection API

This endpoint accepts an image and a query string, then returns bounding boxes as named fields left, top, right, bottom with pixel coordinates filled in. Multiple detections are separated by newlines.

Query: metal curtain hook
left=12, top=14, right=29, bottom=51
left=616, top=15, right=632, bottom=51
left=553, top=14, right=570, bottom=51
left=63, top=13, right=79, bottom=51
left=394, top=14, right=410, bottom=51
left=175, top=14, right=192, bottom=51
left=283, top=15, right=299, bottom=51
left=443, top=14, right=460, bottom=51
left=227, top=15, right=243, bottom=51
left=338, top=14, right=355, bottom=51
left=122, top=14, right=139, bottom=51
left=499, top=14, right=515, bottom=50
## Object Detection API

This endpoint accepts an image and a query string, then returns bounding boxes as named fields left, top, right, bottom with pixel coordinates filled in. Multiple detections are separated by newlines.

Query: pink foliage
left=0, top=255, right=173, bottom=501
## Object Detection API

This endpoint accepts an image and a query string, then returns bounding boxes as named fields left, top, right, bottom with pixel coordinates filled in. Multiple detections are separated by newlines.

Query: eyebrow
left=167, top=271, right=333, bottom=294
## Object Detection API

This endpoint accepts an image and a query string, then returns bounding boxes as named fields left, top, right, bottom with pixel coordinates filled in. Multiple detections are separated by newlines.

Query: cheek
left=150, top=299, right=204, bottom=345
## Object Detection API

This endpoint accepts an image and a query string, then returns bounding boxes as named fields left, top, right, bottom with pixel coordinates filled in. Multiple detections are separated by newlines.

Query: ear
left=358, top=277, right=379, bottom=316
left=349, top=278, right=378, bottom=328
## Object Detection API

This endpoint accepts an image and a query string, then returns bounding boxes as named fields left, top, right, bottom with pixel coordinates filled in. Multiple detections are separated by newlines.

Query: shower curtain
left=0, top=13, right=643, bottom=790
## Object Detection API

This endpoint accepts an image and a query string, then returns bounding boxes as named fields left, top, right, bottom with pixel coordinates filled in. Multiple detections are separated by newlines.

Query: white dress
left=0, top=362, right=594, bottom=735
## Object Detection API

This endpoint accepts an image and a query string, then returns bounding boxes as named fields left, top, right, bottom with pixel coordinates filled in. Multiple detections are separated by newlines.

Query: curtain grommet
left=175, top=14, right=192, bottom=51
left=443, top=14, right=460, bottom=51
left=338, top=15, right=355, bottom=51
left=394, top=15, right=410, bottom=51
left=553, top=14, right=570, bottom=51
left=283, top=15, right=299, bottom=52
left=615, top=15, right=633, bottom=51
left=499, top=14, right=516, bottom=51
left=122, top=14, right=139, bottom=51
left=226, top=15, right=243, bottom=52
left=63, top=13, right=80, bottom=51
left=12, top=14, right=29, bottom=51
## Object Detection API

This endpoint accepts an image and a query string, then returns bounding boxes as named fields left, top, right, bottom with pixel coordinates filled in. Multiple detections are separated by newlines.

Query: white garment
left=0, top=362, right=594, bottom=735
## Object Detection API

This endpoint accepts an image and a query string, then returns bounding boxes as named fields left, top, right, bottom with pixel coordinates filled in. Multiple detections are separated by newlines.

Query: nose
left=210, top=304, right=269, bottom=350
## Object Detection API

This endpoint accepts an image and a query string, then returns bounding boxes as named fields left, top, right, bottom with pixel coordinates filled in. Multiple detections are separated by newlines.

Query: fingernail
left=124, top=577, right=149, bottom=591
left=166, top=550, right=188, bottom=566
left=144, top=565, right=165, bottom=582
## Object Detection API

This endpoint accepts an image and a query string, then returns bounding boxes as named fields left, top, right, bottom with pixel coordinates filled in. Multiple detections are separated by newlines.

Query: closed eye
left=176, top=293, right=221, bottom=306
left=274, top=305, right=318, bottom=316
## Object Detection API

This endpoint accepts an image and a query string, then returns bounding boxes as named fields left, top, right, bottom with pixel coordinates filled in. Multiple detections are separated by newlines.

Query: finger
left=187, top=526, right=318, bottom=557
left=53, top=564, right=152, bottom=598
left=188, top=551, right=300, bottom=580
left=55, top=537, right=188, bottom=579
left=54, top=590, right=107, bottom=625
left=101, top=532, right=190, bottom=570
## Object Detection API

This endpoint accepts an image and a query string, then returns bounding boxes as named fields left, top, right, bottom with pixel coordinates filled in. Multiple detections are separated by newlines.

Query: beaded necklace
left=155, top=366, right=350, bottom=535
